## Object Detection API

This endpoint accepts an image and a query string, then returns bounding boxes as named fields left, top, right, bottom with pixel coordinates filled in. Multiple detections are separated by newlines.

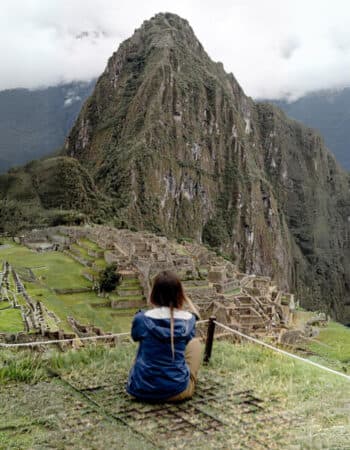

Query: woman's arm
left=184, top=295, right=201, bottom=320
left=131, top=311, right=146, bottom=341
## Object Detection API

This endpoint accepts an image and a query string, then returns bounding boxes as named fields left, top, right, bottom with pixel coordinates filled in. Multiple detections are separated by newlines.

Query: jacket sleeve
left=131, top=312, right=146, bottom=342
left=186, top=315, right=197, bottom=343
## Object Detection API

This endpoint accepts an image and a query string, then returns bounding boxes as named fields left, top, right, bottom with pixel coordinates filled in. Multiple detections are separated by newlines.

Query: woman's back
left=126, top=271, right=201, bottom=402
left=126, top=306, right=196, bottom=401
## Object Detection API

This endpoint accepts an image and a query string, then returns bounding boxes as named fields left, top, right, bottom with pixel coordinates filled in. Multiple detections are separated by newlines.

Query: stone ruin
left=11, top=225, right=298, bottom=343
left=19, top=228, right=70, bottom=252
left=0, top=260, right=64, bottom=346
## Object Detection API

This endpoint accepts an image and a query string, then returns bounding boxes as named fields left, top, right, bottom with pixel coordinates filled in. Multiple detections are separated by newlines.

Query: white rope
left=0, top=319, right=209, bottom=348
left=0, top=331, right=130, bottom=348
left=214, top=321, right=350, bottom=382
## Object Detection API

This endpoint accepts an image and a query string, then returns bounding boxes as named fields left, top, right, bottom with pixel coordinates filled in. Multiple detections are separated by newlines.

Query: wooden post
left=204, top=316, right=216, bottom=364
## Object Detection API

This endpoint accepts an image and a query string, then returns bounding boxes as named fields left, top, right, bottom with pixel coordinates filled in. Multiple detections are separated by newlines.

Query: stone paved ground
left=0, top=366, right=294, bottom=449
left=63, top=371, right=295, bottom=449
left=0, top=378, right=157, bottom=450
left=0, top=342, right=349, bottom=449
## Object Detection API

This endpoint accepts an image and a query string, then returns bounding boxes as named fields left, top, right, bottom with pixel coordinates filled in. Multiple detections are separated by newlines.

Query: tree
left=98, top=263, right=120, bottom=292
left=202, top=217, right=229, bottom=249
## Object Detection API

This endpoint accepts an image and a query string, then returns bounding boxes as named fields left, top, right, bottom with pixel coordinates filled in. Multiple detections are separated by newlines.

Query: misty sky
left=2, top=0, right=350, bottom=99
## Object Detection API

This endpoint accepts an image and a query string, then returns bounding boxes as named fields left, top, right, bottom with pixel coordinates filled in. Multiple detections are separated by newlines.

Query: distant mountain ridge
left=269, top=89, right=350, bottom=170
left=0, top=81, right=96, bottom=172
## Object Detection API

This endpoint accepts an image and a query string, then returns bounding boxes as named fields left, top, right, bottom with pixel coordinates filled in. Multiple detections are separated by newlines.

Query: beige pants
left=166, top=337, right=202, bottom=402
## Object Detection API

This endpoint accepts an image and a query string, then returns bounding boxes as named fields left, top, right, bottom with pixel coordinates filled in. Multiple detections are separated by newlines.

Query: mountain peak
left=124, top=11, right=204, bottom=55
left=145, top=12, right=191, bottom=27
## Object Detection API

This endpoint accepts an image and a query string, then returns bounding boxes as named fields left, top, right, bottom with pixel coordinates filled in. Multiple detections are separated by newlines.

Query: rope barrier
left=0, top=319, right=209, bottom=348
left=214, top=321, right=350, bottom=382
left=4, top=317, right=348, bottom=384
left=0, top=331, right=130, bottom=348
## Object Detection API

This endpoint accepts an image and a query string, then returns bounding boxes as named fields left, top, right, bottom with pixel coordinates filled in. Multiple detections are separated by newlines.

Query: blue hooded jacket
left=126, top=307, right=196, bottom=400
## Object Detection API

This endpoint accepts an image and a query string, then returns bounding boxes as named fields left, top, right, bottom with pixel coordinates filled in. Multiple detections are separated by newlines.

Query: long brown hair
left=150, top=271, right=185, bottom=358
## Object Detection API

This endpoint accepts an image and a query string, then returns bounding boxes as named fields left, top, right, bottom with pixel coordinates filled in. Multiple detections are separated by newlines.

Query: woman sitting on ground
left=126, top=271, right=201, bottom=402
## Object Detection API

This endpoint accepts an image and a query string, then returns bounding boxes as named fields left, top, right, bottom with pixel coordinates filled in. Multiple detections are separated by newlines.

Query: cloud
left=279, top=37, right=300, bottom=60
left=2, top=0, right=350, bottom=99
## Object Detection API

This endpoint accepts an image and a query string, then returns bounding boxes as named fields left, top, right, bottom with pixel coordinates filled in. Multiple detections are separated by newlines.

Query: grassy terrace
left=0, top=241, right=131, bottom=334
left=93, top=258, right=107, bottom=269
left=0, top=308, right=23, bottom=333
left=77, top=238, right=103, bottom=252
left=308, top=321, right=350, bottom=372
left=0, top=340, right=349, bottom=449
left=0, top=241, right=90, bottom=290
left=224, top=287, right=241, bottom=296
left=70, top=243, right=94, bottom=262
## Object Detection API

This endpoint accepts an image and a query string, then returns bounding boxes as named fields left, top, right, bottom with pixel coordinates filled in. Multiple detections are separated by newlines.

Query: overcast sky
left=2, top=0, right=350, bottom=99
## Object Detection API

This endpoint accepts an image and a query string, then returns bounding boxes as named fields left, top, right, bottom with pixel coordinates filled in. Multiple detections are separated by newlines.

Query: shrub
left=202, top=217, right=229, bottom=248
left=99, top=263, right=120, bottom=292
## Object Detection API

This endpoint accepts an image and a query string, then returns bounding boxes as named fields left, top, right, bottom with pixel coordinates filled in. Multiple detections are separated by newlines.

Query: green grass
left=292, top=312, right=350, bottom=372
left=94, top=258, right=107, bottom=269
left=0, top=242, right=135, bottom=334
left=0, top=346, right=152, bottom=449
left=109, top=294, right=144, bottom=302
left=118, top=284, right=142, bottom=292
left=70, top=243, right=94, bottom=261
left=22, top=289, right=134, bottom=333
left=77, top=237, right=102, bottom=252
left=173, top=244, right=190, bottom=256
left=210, top=341, right=350, bottom=449
left=0, top=340, right=349, bottom=448
left=0, top=308, right=23, bottom=332
left=224, top=287, right=241, bottom=295
left=0, top=242, right=90, bottom=289
left=53, top=292, right=134, bottom=333
left=83, top=267, right=98, bottom=277
left=120, top=278, right=140, bottom=286
left=308, top=321, right=350, bottom=370
left=0, top=351, right=47, bottom=384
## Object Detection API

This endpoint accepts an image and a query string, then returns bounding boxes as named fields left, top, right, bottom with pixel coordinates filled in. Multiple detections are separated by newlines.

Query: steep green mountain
left=257, top=103, right=350, bottom=319
left=1, top=12, right=350, bottom=322
left=0, top=81, right=95, bottom=172
left=270, top=90, right=350, bottom=170
left=0, top=157, right=112, bottom=233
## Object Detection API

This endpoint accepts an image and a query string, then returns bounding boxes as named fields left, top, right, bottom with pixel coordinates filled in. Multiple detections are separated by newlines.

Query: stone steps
left=182, top=280, right=208, bottom=286
left=64, top=250, right=92, bottom=267
left=111, top=297, right=146, bottom=309
left=237, top=315, right=267, bottom=325
left=119, top=271, right=139, bottom=280
left=117, top=288, right=143, bottom=297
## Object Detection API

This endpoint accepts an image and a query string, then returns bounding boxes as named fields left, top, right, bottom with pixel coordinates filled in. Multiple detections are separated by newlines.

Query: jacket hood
left=143, top=314, right=196, bottom=340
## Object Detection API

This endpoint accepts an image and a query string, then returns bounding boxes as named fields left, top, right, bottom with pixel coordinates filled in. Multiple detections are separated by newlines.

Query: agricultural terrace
left=0, top=240, right=135, bottom=334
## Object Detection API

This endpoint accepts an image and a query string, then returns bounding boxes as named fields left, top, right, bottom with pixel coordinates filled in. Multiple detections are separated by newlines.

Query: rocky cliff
left=270, top=89, right=350, bottom=170
left=1, top=13, right=350, bottom=322
left=257, top=104, right=350, bottom=319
